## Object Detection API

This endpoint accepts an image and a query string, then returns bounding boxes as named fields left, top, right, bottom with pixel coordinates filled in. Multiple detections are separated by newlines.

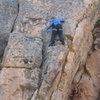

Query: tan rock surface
left=0, top=0, right=100, bottom=100
left=73, top=51, right=100, bottom=100
left=0, top=68, right=40, bottom=100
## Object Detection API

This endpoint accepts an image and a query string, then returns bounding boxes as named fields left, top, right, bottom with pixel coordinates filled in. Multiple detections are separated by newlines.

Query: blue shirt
left=47, top=18, right=65, bottom=29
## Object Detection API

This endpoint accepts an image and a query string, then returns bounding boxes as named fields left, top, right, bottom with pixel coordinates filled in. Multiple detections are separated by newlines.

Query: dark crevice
left=0, top=33, right=9, bottom=64
left=56, top=53, right=68, bottom=89
left=92, top=19, right=100, bottom=51
left=37, top=45, right=45, bottom=93
left=11, top=2, right=20, bottom=33
left=37, top=29, right=49, bottom=92
left=83, top=64, right=91, bottom=77
left=94, top=19, right=100, bottom=29
left=26, top=50, right=44, bottom=100
left=37, top=31, right=51, bottom=94
left=28, top=89, right=37, bottom=100
left=46, top=49, right=68, bottom=100
left=69, top=62, right=93, bottom=100
left=29, top=32, right=46, bottom=100
left=97, top=91, right=100, bottom=100
left=69, top=66, right=84, bottom=100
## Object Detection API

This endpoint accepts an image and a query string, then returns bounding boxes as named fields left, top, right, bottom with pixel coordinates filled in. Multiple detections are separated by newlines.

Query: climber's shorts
left=52, top=28, right=57, bottom=31
left=52, top=24, right=62, bottom=31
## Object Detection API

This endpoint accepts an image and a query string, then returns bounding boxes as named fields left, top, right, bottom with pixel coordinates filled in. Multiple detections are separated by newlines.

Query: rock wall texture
left=72, top=20, right=100, bottom=100
left=0, top=0, right=19, bottom=62
left=0, top=0, right=100, bottom=100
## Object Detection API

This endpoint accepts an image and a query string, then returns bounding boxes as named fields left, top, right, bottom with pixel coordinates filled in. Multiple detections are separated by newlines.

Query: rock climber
left=46, top=17, right=65, bottom=46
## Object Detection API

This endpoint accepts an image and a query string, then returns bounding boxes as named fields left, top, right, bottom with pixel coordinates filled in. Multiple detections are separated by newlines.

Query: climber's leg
left=58, top=28, right=65, bottom=45
left=49, top=29, right=57, bottom=46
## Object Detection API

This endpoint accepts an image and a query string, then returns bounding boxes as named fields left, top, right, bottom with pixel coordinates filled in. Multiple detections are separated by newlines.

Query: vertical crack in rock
left=11, top=1, right=20, bottom=33
left=48, top=54, right=68, bottom=100
left=97, top=92, right=100, bottom=100
left=38, top=46, right=68, bottom=100
left=30, top=41, right=45, bottom=100
left=69, top=63, right=90, bottom=100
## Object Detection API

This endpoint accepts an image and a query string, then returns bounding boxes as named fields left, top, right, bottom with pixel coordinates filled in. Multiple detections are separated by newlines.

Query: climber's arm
left=46, top=21, right=53, bottom=30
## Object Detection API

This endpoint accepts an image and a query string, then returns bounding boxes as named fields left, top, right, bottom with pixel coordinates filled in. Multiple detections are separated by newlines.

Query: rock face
left=0, top=0, right=19, bottom=62
left=0, top=0, right=100, bottom=100
left=0, top=0, right=18, bottom=33
left=72, top=51, right=100, bottom=100
left=2, top=31, right=43, bottom=69
left=72, top=19, right=100, bottom=100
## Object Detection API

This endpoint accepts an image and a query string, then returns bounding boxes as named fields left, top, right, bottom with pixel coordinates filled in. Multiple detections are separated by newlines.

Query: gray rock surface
left=0, top=0, right=19, bottom=63
left=2, top=31, right=43, bottom=69
left=0, top=0, right=100, bottom=100
left=0, top=0, right=18, bottom=34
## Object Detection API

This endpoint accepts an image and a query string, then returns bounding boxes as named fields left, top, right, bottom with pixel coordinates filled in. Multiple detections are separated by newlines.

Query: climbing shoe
left=49, top=41, right=55, bottom=46
left=49, top=43, right=54, bottom=46
left=61, top=41, right=65, bottom=45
